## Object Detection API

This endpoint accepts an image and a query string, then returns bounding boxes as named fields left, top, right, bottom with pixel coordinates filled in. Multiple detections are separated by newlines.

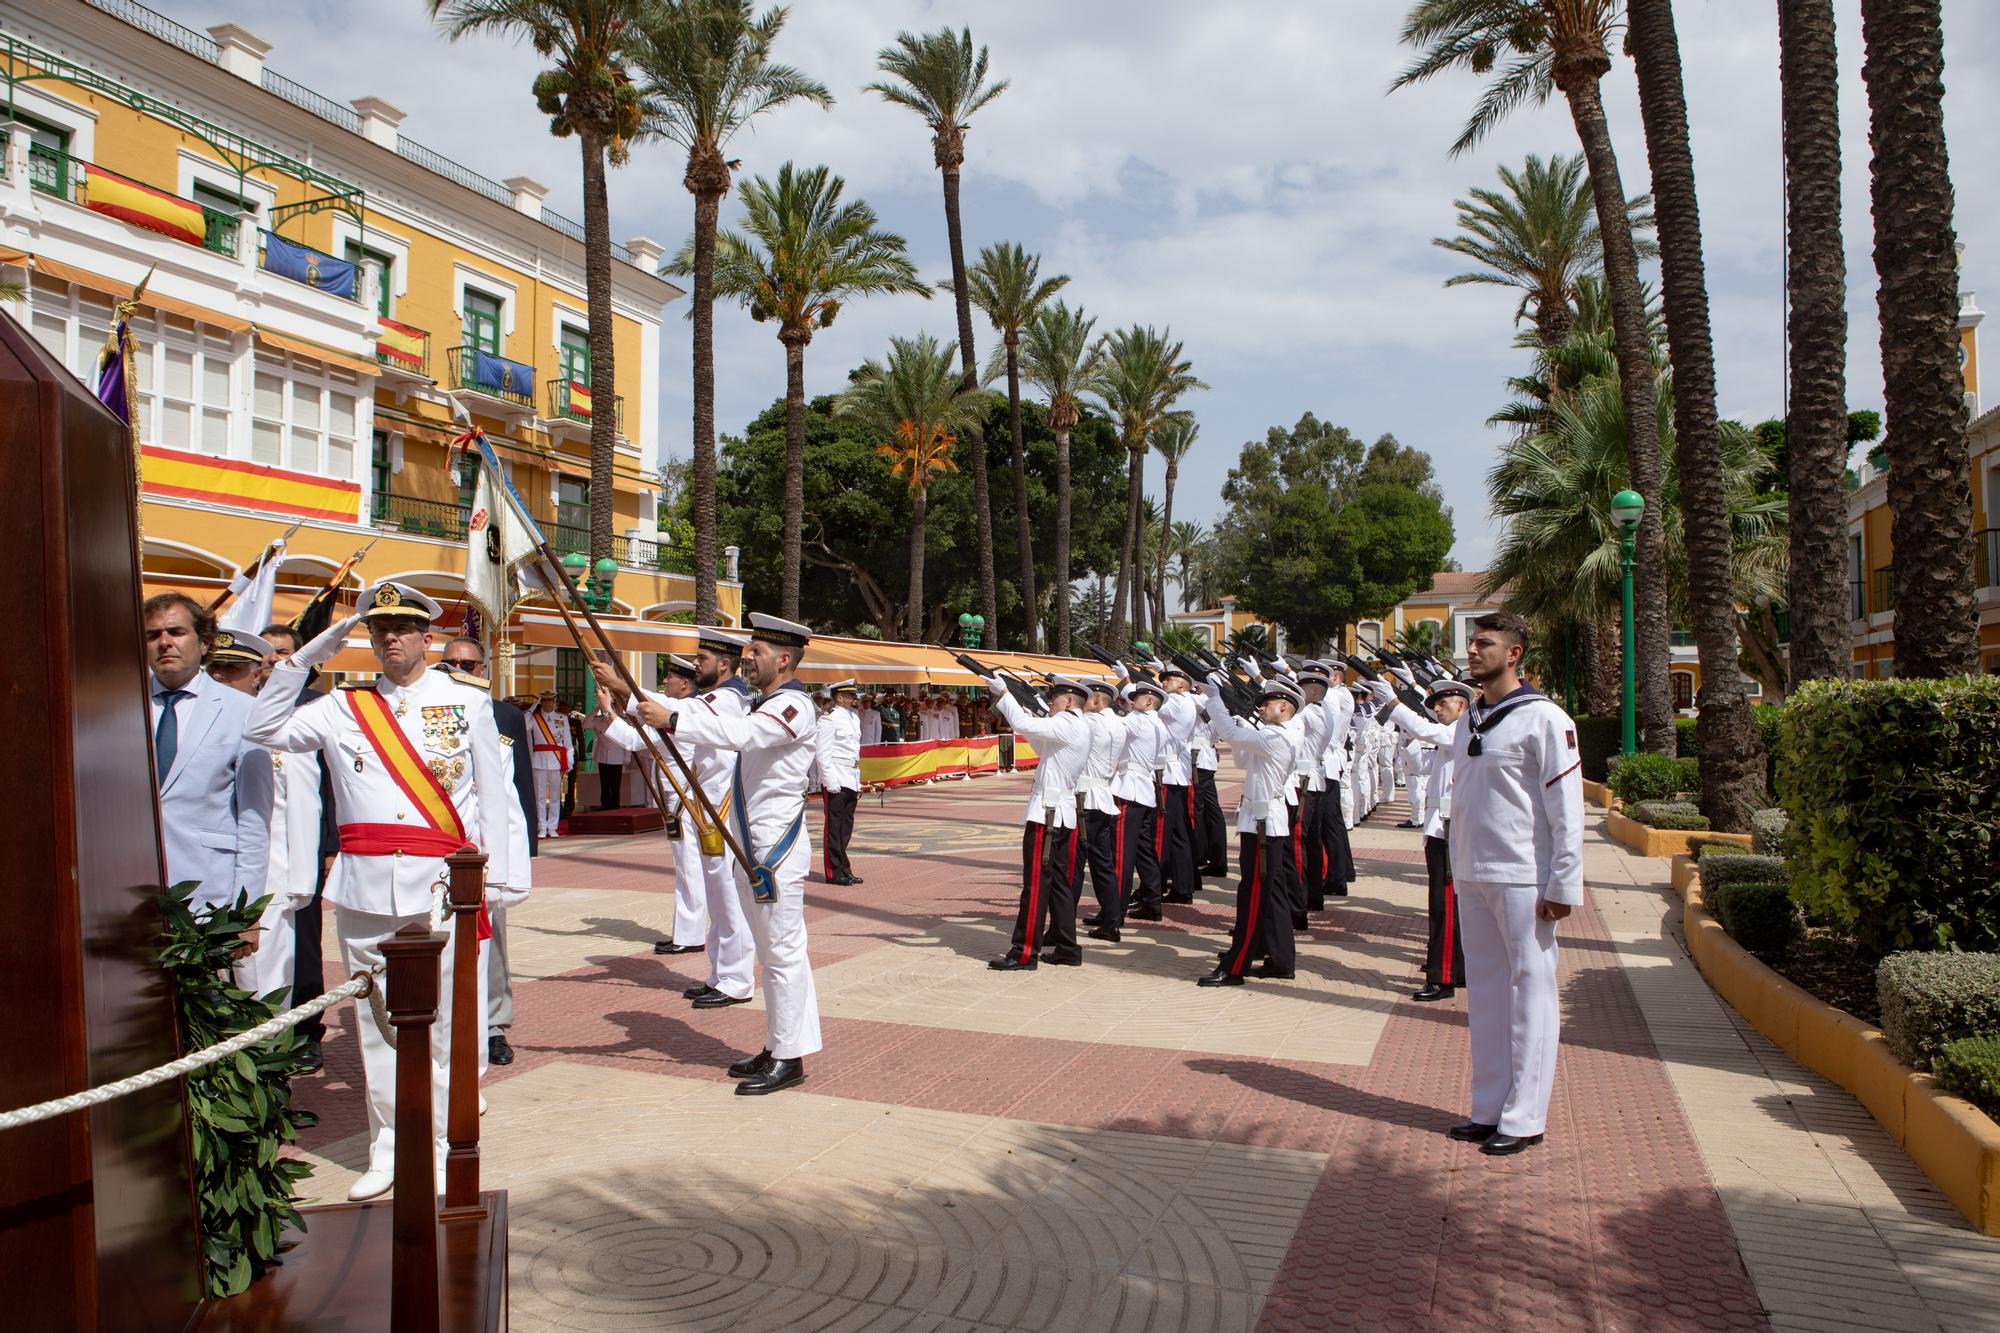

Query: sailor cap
left=1124, top=680, right=1165, bottom=702
left=696, top=628, right=749, bottom=656
left=207, top=630, right=274, bottom=664
left=662, top=654, right=698, bottom=679
left=1426, top=679, right=1477, bottom=704
left=747, top=612, right=811, bottom=651
left=828, top=678, right=859, bottom=695
left=1046, top=675, right=1092, bottom=700
left=1259, top=678, right=1304, bottom=708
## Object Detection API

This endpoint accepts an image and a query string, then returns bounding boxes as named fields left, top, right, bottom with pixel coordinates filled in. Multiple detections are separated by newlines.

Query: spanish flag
left=376, top=316, right=426, bottom=369
left=569, top=380, right=592, bottom=419
left=84, top=167, right=205, bottom=247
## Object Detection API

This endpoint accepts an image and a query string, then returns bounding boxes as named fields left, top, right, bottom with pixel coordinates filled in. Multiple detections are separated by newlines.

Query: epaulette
left=498, top=733, right=514, bottom=746
left=337, top=679, right=377, bottom=690
left=443, top=668, right=491, bottom=688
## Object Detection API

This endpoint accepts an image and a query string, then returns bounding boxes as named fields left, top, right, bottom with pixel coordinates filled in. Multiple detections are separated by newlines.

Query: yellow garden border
left=1681, top=872, right=2000, bottom=1236
left=1606, top=809, right=1753, bottom=859
left=1582, top=779, right=1615, bottom=811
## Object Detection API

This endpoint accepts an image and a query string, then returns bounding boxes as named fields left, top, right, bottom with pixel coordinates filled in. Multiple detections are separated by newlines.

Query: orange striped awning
left=253, top=326, right=382, bottom=378
left=83, top=167, right=205, bottom=247
left=6, top=253, right=251, bottom=332
left=141, top=444, right=361, bottom=523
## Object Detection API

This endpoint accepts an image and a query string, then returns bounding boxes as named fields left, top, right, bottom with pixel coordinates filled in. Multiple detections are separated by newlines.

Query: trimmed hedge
left=1699, top=852, right=1787, bottom=889
left=1932, top=1035, right=2000, bottom=1121
left=1609, top=753, right=1700, bottom=805
left=1711, top=881, right=1797, bottom=957
left=1688, top=837, right=1751, bottom=860
left=1876, top=951, right=2000, bottom=1071
left=1750, top=808, right=1788, bottom=857
left=1779, top=677, right=2000, bottom=954
left=1632, top=800, right=1709, bottom=830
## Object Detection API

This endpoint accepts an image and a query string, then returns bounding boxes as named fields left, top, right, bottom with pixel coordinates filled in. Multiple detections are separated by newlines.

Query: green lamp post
left=958, top=612, right=985, bottom=649
left=1611, top=489, right=1645, bottom=755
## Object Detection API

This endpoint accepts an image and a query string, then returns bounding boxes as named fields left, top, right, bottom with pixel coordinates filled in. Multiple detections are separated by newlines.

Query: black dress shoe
left=1045, top=951, right=1082, bottom=967
left=1291, top=914, right=1310, bottom=931
left=1396, top=820, right=1420, bottom=829
left=684, top=984, right=721, bottom=1001
left=728, top=1049, right=773, bottom=1078
left=1252, top=963, right=1294, bottom=980
left=294, top=1038, right=323, bottom=1075
left=1131, top=907, right=1164, bottom=922
left=654, top=940, right=705, bottom=956
left=1447, top=1121, right=1499, bottom=1142
left=736, top=1056, right=805, bottom=1095
left=1164, top=894, right=1195, bottom=905
left=1481, top=1132, right=1544, bottom=1156
left=840, top=875, right=865, bottom=885
left=988, top=955, right=1038, bottom=971
left=1196, top=969, right=1245, bottom=987
left=693, top=990, right=752, bottom=1009
left=1087, top=924, right=1122, bottom=943
left=1412, top=983, right=1456, bottom=1002
left=1082, top=914, right=1105, bottom=928
left=487, top=1033, right=515, bottom=1066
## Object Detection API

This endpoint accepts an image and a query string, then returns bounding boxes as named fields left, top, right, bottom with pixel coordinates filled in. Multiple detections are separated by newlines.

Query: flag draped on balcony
left=375, top=316, right=426, bottom=368
left=569, top=381, right=592, bottom=418
left=473, top=349, right=534, bottom=398
left=84, top=167, right=205, bottom=247
left=262, top=232, right=357, bottom=300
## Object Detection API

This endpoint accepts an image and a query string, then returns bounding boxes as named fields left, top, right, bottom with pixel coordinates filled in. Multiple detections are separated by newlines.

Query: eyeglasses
left=442, top=659, right=484, bottom=671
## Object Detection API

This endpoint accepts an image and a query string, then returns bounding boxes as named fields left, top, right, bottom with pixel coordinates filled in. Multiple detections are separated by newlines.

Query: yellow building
left=2, top=0, right=739, bottom=696
left=1847, top=248, right=1998, bottom=677
left=1167, top=596, right=1287, bottom=654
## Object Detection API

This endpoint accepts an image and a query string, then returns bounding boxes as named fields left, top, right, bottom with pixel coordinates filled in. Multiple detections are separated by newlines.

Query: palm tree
left=1094, top=325, right=1204, bottom=648
left=1017, top=301, right=1103, bottom=653
left=1171, top=519, right=1207, bottom=612
left=683, top=162, right=929, bottom=620
left=1434, top=152, right=1654, bottom=349
left=866, top=27, right=1009, bottom=642
left=430, top=0, right=648, bottom=563
left=836, top=334, right=992, bottom=639
left=1860, top=0, right=1977, bottom=677
left=1628, top=0, right=1765, bottom=826
left=970, top=243, right=1068, bottom=651
left=636, top=0, right=829, bottom=622
left=1151, top=413, right=1198, bottom=632
left=1396, top=0, right=1676, bottom=754
left=1778, top=0, right=1853, bottom=684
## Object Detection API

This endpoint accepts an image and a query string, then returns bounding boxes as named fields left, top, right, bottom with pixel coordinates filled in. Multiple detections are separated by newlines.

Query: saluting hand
left=295, top=614, right=362, bottom=669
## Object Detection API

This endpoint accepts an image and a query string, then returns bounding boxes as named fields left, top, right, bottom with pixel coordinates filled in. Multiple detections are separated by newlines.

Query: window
left=559, top=324, right=590, bottom=386
left=371, top=430, right=391, bottom=499
left=462, top=289, right=502, bottom=353
left=456, top=450, right=479, bottom=509
left=344, top=242, right=395, bottom=318
left=1671, top=672, right=1695, bottom=710
left=13, top=111, right=71, bottom=195
left=150, top=317, right=234, bottom=456
left=556, top=475, right=589, bottom=531
left=249, top=351, right=362, bottom=479
left=555, top=648, right=584, bottom=705
left=190, top=181, right=254, bottom=218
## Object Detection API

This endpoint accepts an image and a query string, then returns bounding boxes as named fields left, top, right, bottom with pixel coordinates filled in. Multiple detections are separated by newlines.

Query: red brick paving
left=293, top=774, right=1768, bottom=1330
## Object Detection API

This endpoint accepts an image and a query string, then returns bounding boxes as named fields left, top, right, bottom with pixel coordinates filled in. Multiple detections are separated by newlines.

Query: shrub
left=1932, top=1035, right=2000, bottom=1121
left=1780, top=677, right=2000, bottom=954
left=1577, top=715, right=1624, bottom=783
left=1609, top=752, right=1700, bottom=804
left=1876, top=952, right=2000, bottom=1071
left=1688, top=837, right=1751, bottom=860
left=1699, top=852, right=1786, bottom=889
left=1750, top=807, right=1788, bottom=857
left=1711, top=882, right=1798, bottom=958
left=1675, top=715, right=1699, bottom=757
left=1632, top=801, right=1709, bottom=830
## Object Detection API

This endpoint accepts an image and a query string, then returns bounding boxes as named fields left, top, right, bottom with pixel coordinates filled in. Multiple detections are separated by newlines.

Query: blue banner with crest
left=261, top=233, right=357, bottom=300
left=473, top=349, right=536, bottom=398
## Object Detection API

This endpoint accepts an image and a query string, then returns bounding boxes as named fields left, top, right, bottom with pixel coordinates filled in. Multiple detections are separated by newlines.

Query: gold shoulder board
left=337, top=679, right=378, bottom=690
left=498, top=733, right=515, bottom=746
left=444, top=669, right=491, bottom=688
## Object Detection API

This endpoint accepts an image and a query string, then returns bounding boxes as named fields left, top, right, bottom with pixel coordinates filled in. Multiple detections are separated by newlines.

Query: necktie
left=155, top=688, right=190, bottom=785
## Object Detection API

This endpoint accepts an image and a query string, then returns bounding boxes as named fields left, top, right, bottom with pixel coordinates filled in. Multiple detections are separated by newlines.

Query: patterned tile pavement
left=286, top=771, right=2000, bottom=1331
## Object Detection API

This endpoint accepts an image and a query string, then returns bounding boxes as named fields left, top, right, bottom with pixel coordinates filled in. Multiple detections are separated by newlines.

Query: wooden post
left=442, top=846, right=486, bottom=1215
left=382, top=922, right=444, bottom=1333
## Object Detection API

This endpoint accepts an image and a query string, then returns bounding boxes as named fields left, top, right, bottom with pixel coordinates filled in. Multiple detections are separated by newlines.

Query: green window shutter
left=559, top=325, right=590, bottom=386
left=463, top=290, right=502, bottom=354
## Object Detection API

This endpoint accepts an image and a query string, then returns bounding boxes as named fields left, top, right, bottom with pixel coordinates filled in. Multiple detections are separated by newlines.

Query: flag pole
left=112, top=265, right=155, bottom=554
left=207, top=521, right=306, bottom=614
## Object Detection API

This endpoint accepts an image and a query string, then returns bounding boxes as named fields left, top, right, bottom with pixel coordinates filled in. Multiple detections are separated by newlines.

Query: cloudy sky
left=161, top=0, right=1999, bottom=570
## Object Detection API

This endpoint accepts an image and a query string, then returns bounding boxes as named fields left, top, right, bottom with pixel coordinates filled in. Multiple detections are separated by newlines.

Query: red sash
left=343, top=691, right=491, bottom=939
left=532, top=710, right=571, bottom=772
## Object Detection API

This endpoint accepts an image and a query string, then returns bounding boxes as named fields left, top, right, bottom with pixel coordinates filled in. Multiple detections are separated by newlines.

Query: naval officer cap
left=697, top=627, right=749, bottom=657
left=828, top=678, right=859, bottom=696
left=663, top=653, right=698, bottom=680
left=748, top=612, right=812, bottom=653
left=1157, top=661, right=1191, bottom=681
left=1124, top=680, right=1165, bottom=702
left=1046, top=675, right=1092, bottom=701
left=1088, top=678, right=1118, bottom=697
left=207, top=629, right=275, bottom=664
left=360, top=580, right=443, bottom=625
left=1260, top=677, right=1304, bottom=708
left=1295, top=665, right=1332, bottom=686
left=1427, top=679, right=1476, bottom=704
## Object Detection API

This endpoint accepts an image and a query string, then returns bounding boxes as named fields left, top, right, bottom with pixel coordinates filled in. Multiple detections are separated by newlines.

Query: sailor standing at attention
left=1384, top=677, right=1472, bottom=1002
left=814, top=679, right=864, bottom=886
left=246, top=582, right=526, bottom=1200
left=1152, top=664, right=1202, bottom=903
left=1366, top=611, right=1584, bottom=1156
left=1315, top=663, right=1356, bottom=898
left=1195, top=674, right=1301, bottom=986
left=1075, top=681, right=1126, bottom=936
left=986, top=674, right=1093, bottom=971
left=526, top=689, right=572, bottom=838
left=600, top=613, right=825, bottom=1094
left=1289, top=664, right=1334, bottom=915
left=1097, top=679, right=1168, bottom=938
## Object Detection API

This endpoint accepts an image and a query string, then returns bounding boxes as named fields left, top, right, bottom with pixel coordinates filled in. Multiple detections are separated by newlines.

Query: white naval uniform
left=994, top=695, right=1091, bottom=827
left=655, top=680, right=824, bottom=1060
left=1405, top=737, right=1431, bottom=825
left=1376, top=709, right=1396, bottom=804
left=1079, top=710, right=1124, bottom=816
left=814, top=703, right=862, bottom=793
left=232, top=745, right=323, bottom=1007
left=1387, top=687, right=1585, bottom=1138
left=589, top=707, right=631, bottom=806
left=1156, top=691, right=1198, bottom=786
left=858, top=707, right=883, bottom=748
left=1107, top=710, right=1165, bottom=806
left=526, top=704, right=573, bottom=836
left=1293, top=700, right=1328, bottom=797
left=1199, top=686, right=1297, bottom=835
left=246, top=661, right=524, bottom=1176
left=1191, top=709, right=1220, bottom=775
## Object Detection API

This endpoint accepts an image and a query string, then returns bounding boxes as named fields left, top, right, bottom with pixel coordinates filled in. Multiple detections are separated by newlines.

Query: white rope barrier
left=0, top=970, right=378, bottom=1132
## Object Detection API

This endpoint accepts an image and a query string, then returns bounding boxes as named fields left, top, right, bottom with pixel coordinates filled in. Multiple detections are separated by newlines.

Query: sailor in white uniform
left=526, top=689, right=573, bottom=838
left=1367, top=611, right=1584, bottom=1156
left=1075, top=681, right=1126, bottom=932
left=858, top=697, right=884, bottom=748
left=986, top=675, right=1093, bottom=970
left=1190, top=700, right=1229, bottom=879
left=634, top=655, right=713, bottom=964
left=815, top=679, right=864, bottom=885
left=1100, top=680, right=1168, bottom=937
left=1196, top=675, right=1302, bottom=986
left=1153, top=666, right=1202, bottom=903
left=1315, top=664, right=1356, bottom=896
left=605, top=613, right=825, bottom=1095
left=246, top=582, right=526, bottom=1200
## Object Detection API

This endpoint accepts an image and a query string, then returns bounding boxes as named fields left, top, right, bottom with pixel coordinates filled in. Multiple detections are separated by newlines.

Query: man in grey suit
left=144, top=592, right=273, bottom=919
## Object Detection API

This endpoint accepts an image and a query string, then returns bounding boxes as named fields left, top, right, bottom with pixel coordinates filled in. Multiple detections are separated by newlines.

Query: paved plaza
left=290, top=773, right=2000, bottom=1331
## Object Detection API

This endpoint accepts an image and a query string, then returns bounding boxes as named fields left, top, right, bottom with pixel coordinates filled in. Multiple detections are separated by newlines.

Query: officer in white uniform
left=1075, top=681, right=1123, bottom=932
left=1100, top=680, right=1168, bottom=937
left=1290, top=666, right=1333, bottom=914
left=526, top=690, right=573, bottom=838
left=858, top=697, right=884, bottom=748
left=1152, top=666, right=1201, bottom=903
left=605, top=613, right=825, bottom=1095
left=987, top=675, right=1093, bottom=970
left=588, top=700, right=631, bottom=809
left=1388, top=678, right=1471, bottom=1002
left=1196, top=675, right=1301, bottom=986
left=1368, top=611, right=1584, bottom=1156
left=1190, top=700, right=1229, bottom=879
left=246, top=582, right=525, bottom=1200
left=1315, top=664, right=1356, bottom=896
left=815, top=679, right=864, bottom=885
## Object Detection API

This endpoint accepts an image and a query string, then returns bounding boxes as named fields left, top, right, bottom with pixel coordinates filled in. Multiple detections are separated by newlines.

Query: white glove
left=1113, top=660, right=1130, bottom=682
left=1391, top=665, right=1416, bottom=688
left=1205, top=671, right=1227, bottom=690
left=1366, top=678, right=1398, bottom=707
left=1243, top=657, right=1263, bottom=681
left=986, top=674, right=1007, bottom=697
left=294, top=613, right=361, bottom=669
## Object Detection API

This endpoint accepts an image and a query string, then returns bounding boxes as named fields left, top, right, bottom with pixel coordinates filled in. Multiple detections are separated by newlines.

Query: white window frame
left=249, top=348, right=368, bottom=482
left=175, top=149, right=274, bottom=224
left=5, top=84, right=95, bottom=164
left=453, top=263, right=518, bottom=346
left=330, top=216, right=410, bottom=315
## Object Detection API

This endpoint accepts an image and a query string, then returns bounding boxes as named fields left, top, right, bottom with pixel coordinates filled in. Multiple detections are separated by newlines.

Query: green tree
left=1094, top=325, right=1205, bottom=646
left=1017, top=300, right=1104, bottom=652
left=1151, top=413, right=1199, bottom=631
left=970, top=243, right=1069, bottom=651
left=867, top=27, right=1009, bottom=642
left=637, top=0, right=829, bottom=621
left=1397, top=0, right=1676, bottom=753
left=430, top=0, right=649, bottom=562
left=682, top=161, right=927, bottom=618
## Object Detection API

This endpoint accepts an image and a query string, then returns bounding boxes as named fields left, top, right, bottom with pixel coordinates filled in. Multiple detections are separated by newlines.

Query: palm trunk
left=1109, top=441, right=1138, bottom=645
left=1861, top=0, right=1977, bottom=677
left=1054, top=425, right=1073, bottom=654
left=1586, top=617, right=1621, bottom=716
left=1156, top=462, right=1177, bottom=634
left=1631, top=0, right=1767, bottom=828
left=689, top=182, right=723, bottom=625
left=1005, top=342, right=1037, bottom=650
left=779, top=332, right=808, bottom=620
left=907, top=486, right=928, bottom=640
left=580, top=133, right=616, bottom=565
left=1559, top=68, right=1676, bottom=754
left=941, top=165, right=998, bottom=642
left=1781, top=0, right=1855, bottom=685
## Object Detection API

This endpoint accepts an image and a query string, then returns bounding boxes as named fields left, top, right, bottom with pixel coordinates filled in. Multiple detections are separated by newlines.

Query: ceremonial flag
left=462, top=431, right=547, bottom=628
left=95, top=316, right=134, bottom=428
left=568, top=380, right=592, bottom=418
left=84, top=167, right=205, bottom=247
left=218, top=537, right=287, bottom=634
left=375, top=316, right=426, bottom=369
left=261, top=233, right=357, bottom=301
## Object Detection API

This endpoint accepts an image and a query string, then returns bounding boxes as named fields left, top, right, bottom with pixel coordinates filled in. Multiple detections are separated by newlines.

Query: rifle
left=1173, top=649, right=1257, bottom=719
left=956, top=653, right=1047, bottom=717
left=1334, top=650, right=1436, bottom=720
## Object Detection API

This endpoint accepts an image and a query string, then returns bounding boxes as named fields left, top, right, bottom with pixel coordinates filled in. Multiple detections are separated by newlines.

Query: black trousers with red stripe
left=1010, top=819, right=1080, bottom=963
left=1115, top=798, right=1161, bottom=923
left=1317, top=779, right=1354, bottom=896
left=1158, top=782, right=1199, bottom=901
left=822, top=788, right=858, bottom=881
left=1423, top=834, right=1466, bottom=987
left=1082, top=808, right=1120, bottom=917
left=1193, top=766, right=1228, bottom=876
left=1277, top=802, right=1308, bottom=929
left=1220, top=828, right=1294, bottom=977
left=1297, top=788, right=1325, bottom=911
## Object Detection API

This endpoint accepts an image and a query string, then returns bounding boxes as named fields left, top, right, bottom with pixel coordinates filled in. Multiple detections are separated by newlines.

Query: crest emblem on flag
left=469, top=507, right=489, bottom=534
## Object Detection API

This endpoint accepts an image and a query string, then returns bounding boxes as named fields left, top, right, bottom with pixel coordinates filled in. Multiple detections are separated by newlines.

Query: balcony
left=1981, top=528, right=1999, bottom=591
left=446, top=345, right=537, bottom=416
left=259, top=230, right=360, bottom=302
left=374, top=316, right=431, bottom=380
left=1870, top=566, right=1895, bottom=616
left=372, top=492, right=469, bottom=541
left=26, top=145, right=240, bottom=257
left=614, top=534, right=696, bottom=574
left=545, top=378, right=624, bottom=437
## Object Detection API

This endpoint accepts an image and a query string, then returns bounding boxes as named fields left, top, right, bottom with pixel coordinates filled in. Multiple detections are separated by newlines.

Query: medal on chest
left=422, top=704, right=469, bottom=752
left=427, top=755, right=468, bottom=787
